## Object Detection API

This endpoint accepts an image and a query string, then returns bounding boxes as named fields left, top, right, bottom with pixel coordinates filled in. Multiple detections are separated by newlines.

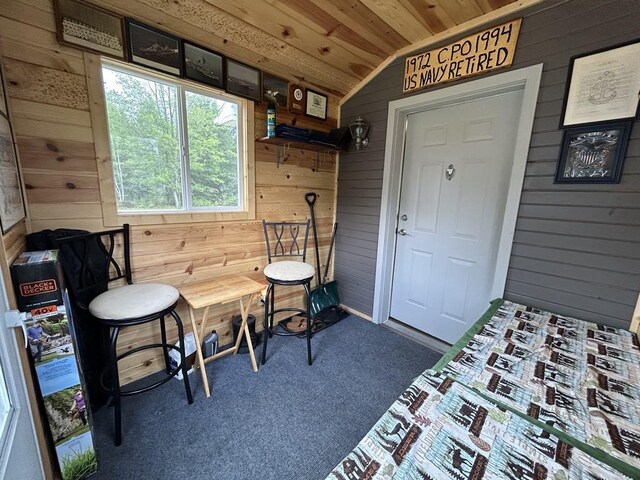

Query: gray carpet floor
left=91, top=316, right=442, bottom=480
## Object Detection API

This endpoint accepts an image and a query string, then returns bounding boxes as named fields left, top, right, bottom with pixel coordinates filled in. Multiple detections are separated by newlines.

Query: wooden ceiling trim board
left=399, top=0, right=455, bottom=34
left=340, top=0, right=546, bottom=106
left=93, top=0, right=355, bottom=95
left=435, top=0, right=485, bottom=24
left=270, top=0, right=392, bottom=60
left=204, top=0, right=376, bottom=78
left=359, top=0, right=434, bottom=43
left=309, top=0, right=410, bottom=52
left=0, top=0, right=57, bottom=32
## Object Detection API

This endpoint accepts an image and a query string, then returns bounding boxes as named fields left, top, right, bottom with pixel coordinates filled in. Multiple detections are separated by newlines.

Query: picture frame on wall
left=54, top=0, right=126, bottom=59
left=225, top=59, right=261, bottom=102
left=289, top=84, right=305, bottom=115
left=183, top=42, right=224, bottom=89
left=0, top=115, right=26, bottom=234
left=305, top=89, right=328, bottom=120
left=561, top=41, right=640, bottom=127
left=554, top=121, right=631, bottom=184
left=126, top=19, right=183, bottom=76
left=263, top=74, right=289, bottom=108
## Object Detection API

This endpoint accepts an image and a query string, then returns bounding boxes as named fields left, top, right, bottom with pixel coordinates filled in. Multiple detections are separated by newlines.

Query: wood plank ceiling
left=92, top=0, right=519, bottom=97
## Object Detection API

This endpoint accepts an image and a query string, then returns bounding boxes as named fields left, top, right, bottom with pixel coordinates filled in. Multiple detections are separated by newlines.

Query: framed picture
left=554, top=122, right=631, bottom=184
left=561, top=41, right=640, bottom=127
left=225, top=59, right=261, bottom=102
left=0, top=115, right=26, bottom=233
left=289, top=84, right=305, bottom=115
left=183, top=42, right=224, bottom=89
left=126, top=19, right=182, bottom=76
left=54, top=0, right=126, bottom=59
left=263, top=74, right=288, bottom=108
left=305, top=89, right=328, bottom=120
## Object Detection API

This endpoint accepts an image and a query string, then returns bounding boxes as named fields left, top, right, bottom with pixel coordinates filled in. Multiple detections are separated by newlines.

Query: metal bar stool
left=261, top=219, right=316, bottom=365
left=53, top=224, right=193, bottom=446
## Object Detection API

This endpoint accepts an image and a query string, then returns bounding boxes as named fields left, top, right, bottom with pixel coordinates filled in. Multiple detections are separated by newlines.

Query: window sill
left=101, top=208, right=256, bottom=227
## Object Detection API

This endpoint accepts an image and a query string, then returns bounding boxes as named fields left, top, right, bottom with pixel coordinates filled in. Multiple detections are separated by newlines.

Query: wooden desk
left=179, top=275, right=264, bottom=398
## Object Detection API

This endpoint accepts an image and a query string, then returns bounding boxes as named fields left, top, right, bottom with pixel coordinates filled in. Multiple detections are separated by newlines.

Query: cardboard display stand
left=11, top=250, right=97, bottom=480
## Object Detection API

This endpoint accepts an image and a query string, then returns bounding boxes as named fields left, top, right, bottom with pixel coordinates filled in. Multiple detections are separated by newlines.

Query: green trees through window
left=102, top=63, right=241, bottom=212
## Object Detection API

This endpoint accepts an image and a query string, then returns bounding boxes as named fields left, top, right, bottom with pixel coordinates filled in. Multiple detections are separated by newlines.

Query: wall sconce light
left=349, top=116, right=370, bottom=150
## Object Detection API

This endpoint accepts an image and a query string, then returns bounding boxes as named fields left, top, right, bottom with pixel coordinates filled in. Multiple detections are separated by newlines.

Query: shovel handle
left=305, top=192, right=317, bottom=206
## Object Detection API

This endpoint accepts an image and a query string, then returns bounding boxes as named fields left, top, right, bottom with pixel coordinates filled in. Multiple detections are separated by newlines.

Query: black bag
left=27, top=229, right=110, bottom=308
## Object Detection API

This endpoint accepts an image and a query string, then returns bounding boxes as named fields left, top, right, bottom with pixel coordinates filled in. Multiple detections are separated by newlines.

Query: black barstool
left=261, top=220, right=316, bottom=365
left=53, top=224, right=193, bottom=446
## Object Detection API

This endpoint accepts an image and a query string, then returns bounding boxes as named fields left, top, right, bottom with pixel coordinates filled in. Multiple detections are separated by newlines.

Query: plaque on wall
left=403, top=19, right=522, bottom=94
left=289, top=84, right=305, bottom=115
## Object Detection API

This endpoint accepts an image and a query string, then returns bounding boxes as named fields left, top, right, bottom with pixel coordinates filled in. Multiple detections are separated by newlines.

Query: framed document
left=561, top=41, right=640, bottom=127
left=0, top=115, right=26, bottom=233
left=554, top=122, right=631, bottom=184
left=305, top=89, right=327, bottom=120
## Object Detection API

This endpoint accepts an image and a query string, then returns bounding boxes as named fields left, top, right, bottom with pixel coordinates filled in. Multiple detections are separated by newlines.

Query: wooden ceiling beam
left=399, top=0, right=456, bottom=34
left=435, top=0, right=485, bottom=25
left=204, top=0, right=376, bottom=79
left=310, top=0, right=411, bottom=52
left=359, top=0, right=435, bottom=43
left=271, top=0, right=393, bottom=59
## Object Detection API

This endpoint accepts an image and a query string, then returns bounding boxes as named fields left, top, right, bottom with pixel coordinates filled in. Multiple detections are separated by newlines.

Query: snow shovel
left=305, top=193, right=340, bottom=319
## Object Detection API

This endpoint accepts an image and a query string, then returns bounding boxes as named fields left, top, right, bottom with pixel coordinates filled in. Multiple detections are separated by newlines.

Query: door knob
left=446, top=164, right=455, bottom=180
left=397, top=228, right=408, bottom=236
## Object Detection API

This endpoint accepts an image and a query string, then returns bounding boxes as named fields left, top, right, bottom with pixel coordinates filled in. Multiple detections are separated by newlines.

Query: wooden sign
left=403, top=19, right=522, bottom=94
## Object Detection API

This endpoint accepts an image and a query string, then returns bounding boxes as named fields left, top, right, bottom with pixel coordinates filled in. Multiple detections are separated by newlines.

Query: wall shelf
left=256, top=136, right=341, bottom=153
left=256, top=136, right=340, bottom=170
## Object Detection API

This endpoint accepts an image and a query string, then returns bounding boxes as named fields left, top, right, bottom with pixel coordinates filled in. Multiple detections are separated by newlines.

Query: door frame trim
left=372, top=64, right=543, bottom=325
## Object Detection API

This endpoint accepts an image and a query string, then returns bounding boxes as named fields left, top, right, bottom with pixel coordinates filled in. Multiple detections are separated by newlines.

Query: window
left=101, top=61, right=248, bottom=216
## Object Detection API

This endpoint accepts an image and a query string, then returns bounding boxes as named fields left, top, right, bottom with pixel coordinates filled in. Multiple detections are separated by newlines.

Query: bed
left=328, top=298, right=640, bottom=479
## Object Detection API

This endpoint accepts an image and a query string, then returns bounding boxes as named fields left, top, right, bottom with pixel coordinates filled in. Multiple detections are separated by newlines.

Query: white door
left=390, top=90, right=523, bottom=344
left=0, top=273, right=43, bottom=480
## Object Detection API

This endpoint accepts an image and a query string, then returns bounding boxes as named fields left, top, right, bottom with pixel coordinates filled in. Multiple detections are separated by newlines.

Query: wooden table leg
left=233, top=293, right=258, bottom=372
left=188, top=306, right=211, bottom=398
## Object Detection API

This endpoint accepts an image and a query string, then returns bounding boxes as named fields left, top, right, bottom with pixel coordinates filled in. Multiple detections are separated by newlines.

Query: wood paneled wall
left=0, top=0, right=338, bottom=385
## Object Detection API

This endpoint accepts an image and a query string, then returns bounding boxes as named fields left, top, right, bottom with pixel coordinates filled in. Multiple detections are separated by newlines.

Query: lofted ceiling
left=92, top=0, right=532, bottom=98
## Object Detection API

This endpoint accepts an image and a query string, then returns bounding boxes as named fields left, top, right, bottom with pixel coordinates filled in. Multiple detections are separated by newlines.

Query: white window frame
left=86, top=54, right=255, bottom=226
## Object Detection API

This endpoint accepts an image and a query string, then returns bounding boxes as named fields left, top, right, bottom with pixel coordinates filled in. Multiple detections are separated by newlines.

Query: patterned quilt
left=328, top=300, right=639, bottom=479
left=439, top=300, right=640, bottom=473
left=328, top=371, right=629, bottom=479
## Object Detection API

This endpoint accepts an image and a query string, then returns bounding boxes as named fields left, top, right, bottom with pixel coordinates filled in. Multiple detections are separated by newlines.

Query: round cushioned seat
left=89, top=283, right=180, bottom=320
left=264, top=261, right=315, bottom=282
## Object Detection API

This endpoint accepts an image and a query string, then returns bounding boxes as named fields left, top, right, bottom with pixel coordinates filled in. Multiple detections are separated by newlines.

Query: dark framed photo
left=183, top=42, right=224, bottom=89
left=225, top=59, right=261, bottom=102
left=54, top=0, right=126, bottom=59
left=305, top=89, right=328, bottom=120
left=263, top=74, right=288, bottom=108
left=560, top=40, right=640, bottom=128
left=554, top=122, right=631, bottom=184
left=0, top=115, right=26, bottom=233
left=126, top=19, right=182, bottom=76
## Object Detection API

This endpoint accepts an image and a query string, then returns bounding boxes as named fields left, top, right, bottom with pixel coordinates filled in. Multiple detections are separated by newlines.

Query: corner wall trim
left=371, top=64, right=543, bottom=325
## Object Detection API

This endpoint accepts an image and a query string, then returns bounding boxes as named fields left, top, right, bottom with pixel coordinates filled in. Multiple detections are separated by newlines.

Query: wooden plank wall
left=337, top=0, right=640, bottom=329
left=0, top=0, right=338, bottom=385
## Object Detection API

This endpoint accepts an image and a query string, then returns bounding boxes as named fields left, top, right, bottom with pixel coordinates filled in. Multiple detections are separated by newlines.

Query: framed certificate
left=305, top=89, right=327, bottom=120
left=561, top=41, right=640, bottom=127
